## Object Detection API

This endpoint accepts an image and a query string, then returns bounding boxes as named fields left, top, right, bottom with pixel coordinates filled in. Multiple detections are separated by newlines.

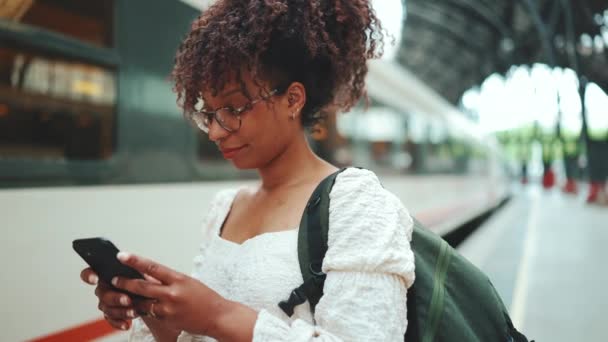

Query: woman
left=80, top=0, right=415, bottom=340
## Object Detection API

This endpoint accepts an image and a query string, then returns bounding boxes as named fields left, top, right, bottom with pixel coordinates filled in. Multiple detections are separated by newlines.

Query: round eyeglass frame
left=192, top=89, right=279, bottom=133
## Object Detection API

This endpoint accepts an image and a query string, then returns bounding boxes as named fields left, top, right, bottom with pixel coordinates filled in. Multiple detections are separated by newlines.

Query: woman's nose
left=207, top=117, right=230, bottom=142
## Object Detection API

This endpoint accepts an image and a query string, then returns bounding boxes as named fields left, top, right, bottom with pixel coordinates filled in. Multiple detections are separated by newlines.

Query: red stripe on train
left=28, top=318, right=116, bottom=342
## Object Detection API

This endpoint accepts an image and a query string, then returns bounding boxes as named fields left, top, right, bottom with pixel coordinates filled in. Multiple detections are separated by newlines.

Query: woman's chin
left=232, top=155, right=275, bottom=170
left=230, top=157, right=256, bottom=170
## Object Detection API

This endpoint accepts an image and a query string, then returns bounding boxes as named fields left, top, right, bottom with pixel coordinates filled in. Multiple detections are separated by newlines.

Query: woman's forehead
left=201, top=75, right=271, bottom=101
left=200, top=81, right=246, bottom=101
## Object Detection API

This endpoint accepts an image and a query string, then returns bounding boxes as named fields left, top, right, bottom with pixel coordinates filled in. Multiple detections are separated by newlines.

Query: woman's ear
left=286, top=82, right=306, bottom=112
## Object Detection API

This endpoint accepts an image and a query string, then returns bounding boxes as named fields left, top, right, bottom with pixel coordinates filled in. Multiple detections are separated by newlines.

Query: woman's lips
left=220, top=145, right=246, bottom=159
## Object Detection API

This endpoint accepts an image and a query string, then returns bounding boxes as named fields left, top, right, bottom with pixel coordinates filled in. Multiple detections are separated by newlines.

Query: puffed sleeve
left=252, top=168, right=415, bottom=341
left=128, top=188, right=238, bottom=342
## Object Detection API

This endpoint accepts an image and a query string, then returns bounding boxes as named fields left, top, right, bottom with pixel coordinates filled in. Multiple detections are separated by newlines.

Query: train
left=0, top=0, right=510, bottom=341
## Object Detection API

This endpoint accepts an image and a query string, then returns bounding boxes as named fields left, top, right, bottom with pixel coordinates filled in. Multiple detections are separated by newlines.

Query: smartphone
left=73, top=237, right=146, bottom=299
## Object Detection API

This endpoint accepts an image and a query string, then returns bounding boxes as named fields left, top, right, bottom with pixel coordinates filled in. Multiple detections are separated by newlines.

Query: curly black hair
left=172, top=0, right=387, bottom=127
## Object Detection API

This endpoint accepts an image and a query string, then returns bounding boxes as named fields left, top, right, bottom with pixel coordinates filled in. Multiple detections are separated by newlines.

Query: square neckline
left=214, top=187, right=299, bottom=246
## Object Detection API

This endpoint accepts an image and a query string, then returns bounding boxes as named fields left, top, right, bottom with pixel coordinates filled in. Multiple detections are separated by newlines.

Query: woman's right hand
left=80, top=267, right=137, bottom=331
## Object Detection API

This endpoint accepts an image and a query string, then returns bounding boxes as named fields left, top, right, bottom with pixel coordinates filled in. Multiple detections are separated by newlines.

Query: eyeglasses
left=192, top=89, right=279, bottom=133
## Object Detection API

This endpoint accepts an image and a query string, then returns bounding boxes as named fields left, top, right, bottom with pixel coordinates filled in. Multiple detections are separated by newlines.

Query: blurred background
left=0, top=0, right=606, bottom=341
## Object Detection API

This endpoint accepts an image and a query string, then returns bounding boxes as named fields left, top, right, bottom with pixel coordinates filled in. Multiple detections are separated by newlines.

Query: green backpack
left=278, top=169, right=532, bottom=342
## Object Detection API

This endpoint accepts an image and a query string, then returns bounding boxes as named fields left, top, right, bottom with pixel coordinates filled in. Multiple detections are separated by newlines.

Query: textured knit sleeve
left=252, top=168, right=415, bottom=341
left=128, top=188, right=238, bottom=342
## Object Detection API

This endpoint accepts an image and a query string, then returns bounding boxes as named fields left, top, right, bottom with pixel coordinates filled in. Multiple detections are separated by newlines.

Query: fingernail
left=120, top=296, right=129, bottom=306
left=88, top=274, right=98, bottom=285
left=126, top=309, right=135, bottom=318
left=112, top=277, right=118, bottom=286
left=117, top=251, right=130, bottom=262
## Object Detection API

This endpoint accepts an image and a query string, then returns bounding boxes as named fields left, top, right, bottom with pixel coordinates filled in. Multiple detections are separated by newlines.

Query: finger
left=80, top=268, right=98, bottom=285
left=94, top=281, right=116, bottom=298
left=143, top=273, right=162, bottom=285
left=133, top=299, right=150, bottom=316
left=134, top=300, right=164, bottom=319
left=105, top=316, right=131, bottom=331
left=101, top=290, right=133, bottom=307
left=111, top=277, right=164, bottom=299
left=103, top=306, right=139, bottom=320
left=116, top=252, right=179, bottom=285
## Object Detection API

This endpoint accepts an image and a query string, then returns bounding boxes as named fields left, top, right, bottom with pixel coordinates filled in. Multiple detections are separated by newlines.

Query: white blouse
left=129, top=168, right=415, bottom=341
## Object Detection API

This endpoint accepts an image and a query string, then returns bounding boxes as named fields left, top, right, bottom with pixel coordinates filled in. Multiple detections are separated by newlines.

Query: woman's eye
left=223, top=107, right=240, bottom=115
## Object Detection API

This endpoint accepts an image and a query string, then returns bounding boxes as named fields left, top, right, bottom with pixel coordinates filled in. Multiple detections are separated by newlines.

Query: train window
left=407, top=113, right=428, bottom=143
left=332, top=98, right=412, bottom=173
left=1, top=0, right=114, bottom=48
left=426, top=119, right=454, bottom=172
left=0, top=45, right=117, bottom=160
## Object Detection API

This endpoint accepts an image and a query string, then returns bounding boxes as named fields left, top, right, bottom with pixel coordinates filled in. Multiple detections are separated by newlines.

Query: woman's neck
left=257, top=133, right=332, bottom=191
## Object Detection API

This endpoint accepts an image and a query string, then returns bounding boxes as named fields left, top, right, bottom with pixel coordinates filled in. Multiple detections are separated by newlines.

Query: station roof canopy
left=398, top=0, right=608, bottom=105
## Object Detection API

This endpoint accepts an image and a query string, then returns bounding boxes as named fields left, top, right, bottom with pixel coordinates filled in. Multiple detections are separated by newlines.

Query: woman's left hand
left=111, top=252, right=231, bottom=336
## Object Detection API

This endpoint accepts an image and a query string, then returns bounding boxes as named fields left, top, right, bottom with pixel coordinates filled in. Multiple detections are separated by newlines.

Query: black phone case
left=73, top=237, right=146, bottom=299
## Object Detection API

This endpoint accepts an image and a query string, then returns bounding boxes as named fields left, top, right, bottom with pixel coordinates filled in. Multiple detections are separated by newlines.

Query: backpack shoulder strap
left=403, top=218, right=426, bottom=341
left=278, top=168, right=346, bottom=316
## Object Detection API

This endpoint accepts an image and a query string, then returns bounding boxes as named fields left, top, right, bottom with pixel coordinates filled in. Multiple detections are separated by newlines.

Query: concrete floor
left=458, top=184, right=608, bottom=342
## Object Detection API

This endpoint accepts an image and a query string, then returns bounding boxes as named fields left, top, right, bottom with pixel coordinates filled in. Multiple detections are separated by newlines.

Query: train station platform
left=458, top=184, right=608, bottom=342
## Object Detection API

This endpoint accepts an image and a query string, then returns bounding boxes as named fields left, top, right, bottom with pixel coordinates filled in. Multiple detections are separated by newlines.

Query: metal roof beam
left=397, top=38, right=487, bottom=102
left=474, top=0, right=509, bottom=18
left=405, top=2, right=489, bottom=58
left=438, top=0, right=514, bottom=39
left=544, top=0, right=564, bottom=36
left=400, top=35, right=480, bottom=72
left=518, top=0, right=557, bottom=66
